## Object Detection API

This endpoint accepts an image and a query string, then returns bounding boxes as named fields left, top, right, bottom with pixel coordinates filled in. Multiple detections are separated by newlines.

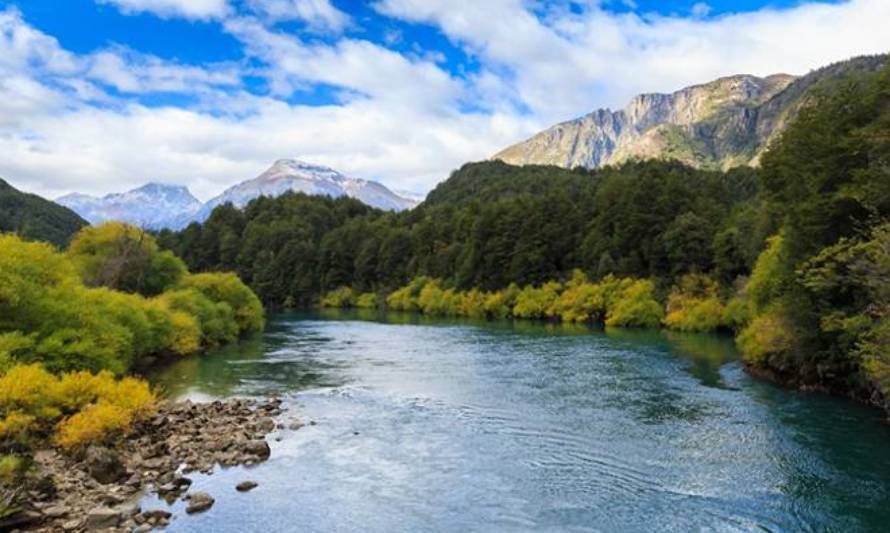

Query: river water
left=146, top=310, right=890, bottom=532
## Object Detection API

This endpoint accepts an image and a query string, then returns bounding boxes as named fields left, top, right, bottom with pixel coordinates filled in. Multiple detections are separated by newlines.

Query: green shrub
left=355, top=292, right=378, bottom=309
left=663, top=274, right=726, bottom=332
left=605, top=279, right=664, bottom=328
left=320, top=287, right=355, bottom=308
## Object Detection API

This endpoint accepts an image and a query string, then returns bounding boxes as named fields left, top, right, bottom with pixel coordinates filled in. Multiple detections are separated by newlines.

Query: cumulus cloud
left=374, top=0, right=890, bottom=121
left=2, top=0, right=890, bottom=201
left=245, top=0, right=351, bottom=32
left=95, top=0, right=230, bottom=20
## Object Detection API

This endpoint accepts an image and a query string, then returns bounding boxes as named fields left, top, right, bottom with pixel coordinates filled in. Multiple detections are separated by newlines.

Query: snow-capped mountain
left=56, top=160, right=420, bottom=230
left=57, top=183, right=202, bottom=230
left=193, top=159, right=418, bottom=222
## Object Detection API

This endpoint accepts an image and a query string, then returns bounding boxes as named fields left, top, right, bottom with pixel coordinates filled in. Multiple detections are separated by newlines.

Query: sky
left=0, top=0, right=889, bottom=201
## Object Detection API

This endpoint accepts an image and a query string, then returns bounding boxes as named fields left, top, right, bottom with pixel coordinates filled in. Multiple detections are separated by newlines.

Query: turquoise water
left=147, top=311, right=890, bottom=532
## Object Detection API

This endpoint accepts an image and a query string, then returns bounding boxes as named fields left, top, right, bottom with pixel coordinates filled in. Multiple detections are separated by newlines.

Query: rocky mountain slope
left=1, top=178, right=88, bottom=246
left=58, top=183, right=203, bottom=230
left=494, top=55, right=887, bottom=171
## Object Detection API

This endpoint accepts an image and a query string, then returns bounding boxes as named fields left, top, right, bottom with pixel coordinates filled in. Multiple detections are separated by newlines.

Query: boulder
left=243, top=439, right=271, bottom=459
left=185, top=492, right=215, bottom=514
left=84, top=446, right=127, bottom=484
left=84, top=506, right=121, bottom=529
left=235, top=481, right=258, bottom=492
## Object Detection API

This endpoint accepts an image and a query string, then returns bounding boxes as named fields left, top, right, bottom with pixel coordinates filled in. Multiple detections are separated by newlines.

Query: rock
left=185, top=491, right=215, bottom=514
left=139, top=509, right=172, bottom=521
left=256, top=417, right=276, bottom=433
left=84, top=506, right=121, bottom=529
left=287, top=419, right=304, bottom=431
left=84, top=446, right=127, bottom=484
left=61, top=519, right=82, bottom=531
left=134, top=524, right=153, bottom=533
left=243, top=439, right=271, bottom=459
left=236, top=480, right=258, bottom=492
left=42, top=505, right=68, bottom=518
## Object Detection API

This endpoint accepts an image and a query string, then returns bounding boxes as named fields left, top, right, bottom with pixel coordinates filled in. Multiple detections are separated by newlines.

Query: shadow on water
left=149, top=322, right=345, bottom=399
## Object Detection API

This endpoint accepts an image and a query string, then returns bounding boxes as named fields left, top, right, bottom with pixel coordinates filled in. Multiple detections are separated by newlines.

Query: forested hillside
left=158, top=160, right=754, bottom=304
left=0, top=178, right=87, bottom=247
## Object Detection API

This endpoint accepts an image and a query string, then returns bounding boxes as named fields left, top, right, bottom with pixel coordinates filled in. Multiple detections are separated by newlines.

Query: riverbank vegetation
left=160, top=64, right=890, bottom=411
left=0, top=222, right=264, bottom=517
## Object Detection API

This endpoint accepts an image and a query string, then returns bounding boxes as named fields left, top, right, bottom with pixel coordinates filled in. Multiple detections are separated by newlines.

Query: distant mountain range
left=57, top=159, right=421, bottom=230
left=493, top=55, right=887, bottom=171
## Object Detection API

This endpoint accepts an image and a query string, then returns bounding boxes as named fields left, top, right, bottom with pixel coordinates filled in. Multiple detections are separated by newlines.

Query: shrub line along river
left=146, top=310, right=890, bottom=532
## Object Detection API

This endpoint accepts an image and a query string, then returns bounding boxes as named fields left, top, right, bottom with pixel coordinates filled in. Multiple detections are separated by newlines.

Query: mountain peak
left=493, top=56, right=886, bottom=172
left=57, top=182, right=202, bottom=230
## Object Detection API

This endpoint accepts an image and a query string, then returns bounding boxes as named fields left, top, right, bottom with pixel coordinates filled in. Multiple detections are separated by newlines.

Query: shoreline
left=10, top=397, right=293, bottom=532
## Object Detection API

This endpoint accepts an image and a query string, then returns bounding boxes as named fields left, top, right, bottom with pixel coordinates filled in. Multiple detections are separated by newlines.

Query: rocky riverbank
left=9, top=397, right=296, bottom=532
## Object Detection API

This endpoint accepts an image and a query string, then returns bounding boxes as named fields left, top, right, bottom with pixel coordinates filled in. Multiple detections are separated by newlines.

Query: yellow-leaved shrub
left=0, top=364, right=156, bottom=450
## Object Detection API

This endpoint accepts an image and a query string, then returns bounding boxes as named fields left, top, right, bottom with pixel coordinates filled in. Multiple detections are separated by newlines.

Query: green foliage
left=512, top=282, right=562, bottom=319
left=736, top=304, right=798, bottom=367
left=320, top=287, right=355, bottom=308
left=0, top=178, right=87, bottom=247
left=604, top=279, right=664, bottom=328
left=355, top=292, right=379, bottom=309
left=663, top=274, right=726, bottom=332
left=68, top=222, right=187, bottom=296
left=179, top=272, right=265, bottom=336
left=0, top=229, right=262, bottom=374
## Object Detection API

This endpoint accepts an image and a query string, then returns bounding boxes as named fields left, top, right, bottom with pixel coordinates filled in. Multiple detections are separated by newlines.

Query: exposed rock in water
left=235, top=480, right=258, bottom=492
left=16, top=397, right=286, bottom=532
left=184, top=491, right=215, bottom=514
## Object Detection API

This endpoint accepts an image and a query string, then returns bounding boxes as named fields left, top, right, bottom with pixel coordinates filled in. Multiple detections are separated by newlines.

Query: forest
left=159, top=64, right=890, bottom=411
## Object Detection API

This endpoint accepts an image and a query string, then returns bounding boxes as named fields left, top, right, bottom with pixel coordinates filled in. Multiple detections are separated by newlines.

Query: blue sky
left=0, top=0, right=884, bottom=199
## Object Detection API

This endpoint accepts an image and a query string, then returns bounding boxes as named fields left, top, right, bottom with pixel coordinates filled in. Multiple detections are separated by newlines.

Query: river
left=145, top=310, right=890, bottom=532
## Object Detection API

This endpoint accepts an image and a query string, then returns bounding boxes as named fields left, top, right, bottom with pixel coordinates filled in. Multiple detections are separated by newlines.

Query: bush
left=180, top=273, right=265, bottom=336
left=553, top=271, right=607, bottom=323
left=1, top=233, right=262, bottom=373
left=156, top=288, right=237, bottom=348
left=663, top=274, right=726, bottom=332
left=68, top=222, right=186, bottom=296
left=320, top=287, right=355, bottom=308
left=386, top=277, right=430, bottom=311
left=459, top=289, right=487, bottom=319
left=0, top=364, right=156, bottom=451
left=736, top=305, right=797, bottom=367
left=54, top=403, right=132, bottom=450
left=483, top=284, right=519, bottom=318
left=512, top=282, right=561, bottom=319
left=355, top=292, right=378, bottom=309
left=605, top=279, right=664, bottom=328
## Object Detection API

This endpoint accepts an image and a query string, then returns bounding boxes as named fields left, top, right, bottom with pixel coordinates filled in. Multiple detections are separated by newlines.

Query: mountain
left=57, top=183, right=202, bottom=230
left=0, top=178, right=88, bottom=246
left=493, top=55, right=888, bottom=171
left=193, top=159, right=418, bottom=222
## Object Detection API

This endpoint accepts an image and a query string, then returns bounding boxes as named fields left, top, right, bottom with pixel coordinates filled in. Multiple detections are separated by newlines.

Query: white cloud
left=691, top=2, right=712, bottom=18
left=374, top=0, right=890, bottom=121
left=95, top=0, right=230, bottom=20
left=246, top=0, right=351, bottom=32
left=2, top=0, right=890, bottom=203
